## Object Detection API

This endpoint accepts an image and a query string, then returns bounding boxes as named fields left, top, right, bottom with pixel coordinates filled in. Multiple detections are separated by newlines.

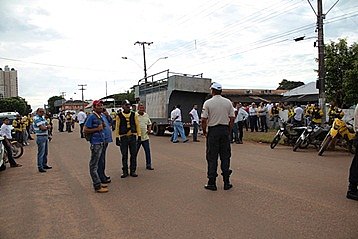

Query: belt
left=208, top=125, right=228, bottom=129
left=36, top=134, right=48, bottom=137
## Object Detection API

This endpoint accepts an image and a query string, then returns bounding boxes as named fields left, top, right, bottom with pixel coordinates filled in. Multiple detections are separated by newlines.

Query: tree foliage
left=47, top=95, right=64, bottom=114
left=325, top=39, right=358, bottom=108
left=113, top=91, right=135, bottom=105
left=276, top=79, right=304, bottom=90
left=0, top=97, right=31, bottom=115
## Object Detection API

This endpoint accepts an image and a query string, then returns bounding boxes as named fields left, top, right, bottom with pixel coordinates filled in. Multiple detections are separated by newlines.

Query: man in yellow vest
left=115, top=100, right=141, bottom=178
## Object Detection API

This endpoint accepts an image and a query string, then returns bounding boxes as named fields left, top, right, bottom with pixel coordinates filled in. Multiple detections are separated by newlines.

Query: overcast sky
left=0, top=0, right=357, bottom=110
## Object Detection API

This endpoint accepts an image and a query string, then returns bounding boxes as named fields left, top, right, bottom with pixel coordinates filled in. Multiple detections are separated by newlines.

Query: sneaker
left=183, top=139, right=189, bottom=143
left=95, top=187, right=109, bottom=193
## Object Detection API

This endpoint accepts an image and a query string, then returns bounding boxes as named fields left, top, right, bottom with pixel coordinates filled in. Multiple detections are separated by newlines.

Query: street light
left=147, top=57, right=168, bottom=70
left=122, top=56, right=168, bottom=76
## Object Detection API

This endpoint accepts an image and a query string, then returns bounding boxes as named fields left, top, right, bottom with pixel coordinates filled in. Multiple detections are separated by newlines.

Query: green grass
left=243, top=129, right=277, bottom=144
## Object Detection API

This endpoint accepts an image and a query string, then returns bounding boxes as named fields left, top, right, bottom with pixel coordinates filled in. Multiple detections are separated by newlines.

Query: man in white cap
left=201, top=82, right=235, bottom=191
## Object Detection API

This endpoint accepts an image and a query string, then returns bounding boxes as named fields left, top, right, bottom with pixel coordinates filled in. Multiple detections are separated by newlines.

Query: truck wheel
left=184, top=127, right=190, bottom=137
left=152, top=123, right=160, bottom=136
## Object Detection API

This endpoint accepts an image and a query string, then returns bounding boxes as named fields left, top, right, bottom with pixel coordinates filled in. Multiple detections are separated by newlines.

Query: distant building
left=60, top=100, right=89, bottom=113
left=0, top=65, right=18, bottom=99
left=222, top=89, right=287, bottom=104
left=282, top=82, right=319, bottom=104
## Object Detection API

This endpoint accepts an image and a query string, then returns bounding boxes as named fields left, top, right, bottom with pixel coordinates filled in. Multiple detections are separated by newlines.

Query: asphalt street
left=1, top=123, right=357, bottom=239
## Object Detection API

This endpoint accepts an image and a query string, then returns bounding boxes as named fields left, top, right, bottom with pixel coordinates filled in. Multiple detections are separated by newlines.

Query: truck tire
left=152, top=123, right=160, bottom=136
left=184, top=127, right=190, bottom=137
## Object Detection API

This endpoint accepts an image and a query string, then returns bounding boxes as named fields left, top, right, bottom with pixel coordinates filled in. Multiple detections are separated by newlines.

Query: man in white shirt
left=346, top=103, right=358, bottom=201
left=189, top=104, right=200, bottom=142
left=201, top=82, right=235, bottom=191
left=293, top=104, right=304, bottom=126
left=0, top=117, right=22, bottom=167
left=171, top=105, right=188, bottom=143
left=77, top=109, right=87, bottom=138
left=234, top=103, right=249, bottom=144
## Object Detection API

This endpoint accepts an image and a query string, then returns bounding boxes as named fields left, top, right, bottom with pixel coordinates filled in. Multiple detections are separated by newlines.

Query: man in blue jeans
left=97, top=108, right=112, bottom=184
left=33, top=108, right=52, bottom=173
left=84, top=100, right=108, bottom=193
left=171, top=105, right=188, bottom=143
left=136, top=104, right=154, bottom=170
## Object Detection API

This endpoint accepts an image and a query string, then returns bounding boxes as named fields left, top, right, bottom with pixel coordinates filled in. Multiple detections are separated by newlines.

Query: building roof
left=283, top=82, right=318, bottom=96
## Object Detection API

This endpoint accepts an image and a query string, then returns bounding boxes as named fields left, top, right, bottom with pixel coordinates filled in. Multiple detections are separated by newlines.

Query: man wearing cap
left=83, top=100, right=108, bottom=193
left=115, top=100, right=142, bottom=178
left=201, top=82, right=235, bottom=191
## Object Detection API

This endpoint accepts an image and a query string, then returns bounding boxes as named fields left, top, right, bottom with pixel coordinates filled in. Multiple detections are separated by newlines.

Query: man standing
left=137, top=104, right=154, bottom=170
left=234, top=103, right=248, bottom=144
left=97, top=108, right=112, bottom=184
left=293, top=104, right=304, bottom=126
left=33, top=108, right=52, bottom=173
left=0, top=117, right=22, bottom=168
left=65, top=111, right=73, bottom=133
left=201, top=82, right=235, bottom=191
left=115, top=100, right=142, bottom=178
left=83, top=100, right=108, bottom=193
left=77, top=109, right=87, bottom=138
left=249, top=103, right=258, bottom=132
left=346, top=103, right=358, bottom=201
left=171, top=105, right=188, bottom=143
left=58, top=112, right=65, bottom=132
left=189, top=104, right=200, bottom=142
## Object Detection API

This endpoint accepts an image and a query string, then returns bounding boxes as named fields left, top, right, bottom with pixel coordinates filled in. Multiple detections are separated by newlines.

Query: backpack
left=84, top=113, right=103, bottom=142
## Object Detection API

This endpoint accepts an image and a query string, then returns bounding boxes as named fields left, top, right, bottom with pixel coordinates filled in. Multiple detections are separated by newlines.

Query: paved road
left=1, top=123, right=357, bottom=239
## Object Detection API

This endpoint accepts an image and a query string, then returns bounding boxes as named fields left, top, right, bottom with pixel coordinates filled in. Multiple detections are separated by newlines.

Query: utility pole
left=317, top=0, right=326, bottom=121
left=134, top=41, right=153, bottom=83
left=78, top=84, right=87, bottom=110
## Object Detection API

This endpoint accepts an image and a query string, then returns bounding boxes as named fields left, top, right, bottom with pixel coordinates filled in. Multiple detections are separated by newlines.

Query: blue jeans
left=89, top=143, right=103, bottom=190
left=97, top=142, right=108, bottom=182
left=173, top=121, right=187, bottom=142
left=36, top=135, right=48, bottom=169
left=193, top=122, right=199, bottom=141
left=137, top=139, right=152, bottom=167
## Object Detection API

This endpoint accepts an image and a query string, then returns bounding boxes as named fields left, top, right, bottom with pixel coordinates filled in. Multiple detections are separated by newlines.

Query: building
left=60, top=100, right=89, bottom=113
left=222, top=89, right=287, bottom=104
left=282, top=82, right=319, bottom=104
left=0, top=65, right=18, bottom=99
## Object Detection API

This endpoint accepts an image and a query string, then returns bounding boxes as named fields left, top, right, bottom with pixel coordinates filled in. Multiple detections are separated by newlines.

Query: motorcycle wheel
left=270, top=135, right=281, bottom=149
left=318, top=135, right=332, bottom=156
left=12, top=142, right=24, bottom=159
left=293, top=138, right=302, bottom=152
left=299, top=139, right=309, bottom=149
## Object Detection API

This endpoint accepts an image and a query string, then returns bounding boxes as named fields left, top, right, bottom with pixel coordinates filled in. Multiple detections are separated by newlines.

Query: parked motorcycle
left=293, top=123, right=330, bottom=151
left=270, top=118, right=307, bottom=149
left=318, top=118, right=356, bottom=156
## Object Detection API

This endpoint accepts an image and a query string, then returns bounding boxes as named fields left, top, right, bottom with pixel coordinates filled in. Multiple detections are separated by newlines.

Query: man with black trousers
left=201, top=82, right=235, bottom=191
left=346, top=103, right=358, bottom=201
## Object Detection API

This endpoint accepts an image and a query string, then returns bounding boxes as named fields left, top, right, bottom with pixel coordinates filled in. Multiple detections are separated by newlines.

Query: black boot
left=346, top=183, right=358, bottom=201
left=121, top=170, right=129, bottom=178
left=204, top=178, right=217, bottom=191
left=223, top=170, right=233, bottom=190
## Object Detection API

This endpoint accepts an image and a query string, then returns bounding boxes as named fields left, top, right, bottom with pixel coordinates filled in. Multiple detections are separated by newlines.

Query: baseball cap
left=210, top=82, right=222, bottom=90
left=92, top=100, right=103, bottom=107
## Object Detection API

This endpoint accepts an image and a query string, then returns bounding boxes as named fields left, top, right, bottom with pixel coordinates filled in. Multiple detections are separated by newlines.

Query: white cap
left=210, top=82, right=222, bottom=90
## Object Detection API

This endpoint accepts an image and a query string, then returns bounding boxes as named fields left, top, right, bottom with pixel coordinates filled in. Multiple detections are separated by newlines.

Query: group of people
left=11, top=113, right=34, bottom=146
left=83, top=100, right=153, bottom=193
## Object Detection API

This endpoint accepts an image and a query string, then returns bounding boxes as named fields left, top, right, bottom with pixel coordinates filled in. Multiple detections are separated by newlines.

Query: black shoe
left=224, top=183, right=233, bottom=190
left=146, top=166, right=154, bottom=170
left=43, top=165, right=52, bottom=169
left=183, top=139, right=189, bottom=143
left=101, top=179, right=111, bottom=184
left=204, top=184, right=217, bottom=191
left=121, top=172, right=129, bottom=178
left=39, top=168, right=47, bottom=173
left=130, top=172, right=138, bottom=177
left=172, top=141, right=179, bottom=143
left=105, top=176, right=111, bottom=180
left=346, top=191, right=358, bottom=201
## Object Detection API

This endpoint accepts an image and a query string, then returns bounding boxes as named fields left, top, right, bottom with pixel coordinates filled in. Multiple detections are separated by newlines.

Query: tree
left=47, top=96, right=64, bottom=114
left=0, top=97, right=31, bottom=115
left=276, top=79, right=304, bottom=90
left=113, top=91, right=135, bottom=105
left=325, top=39, right=358, bottom=108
